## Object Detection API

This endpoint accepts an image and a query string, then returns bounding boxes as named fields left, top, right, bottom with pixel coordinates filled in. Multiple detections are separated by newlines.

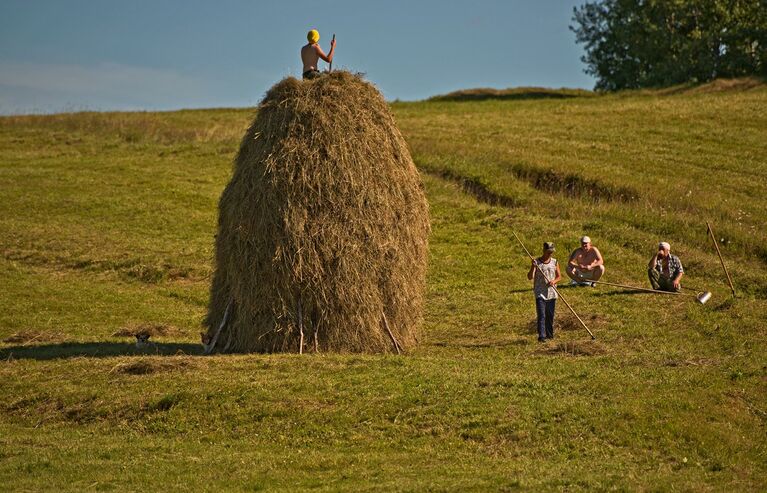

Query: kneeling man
left=648, top=242, right=684, bottom=292
left=566, top=236, right=605, bottom=286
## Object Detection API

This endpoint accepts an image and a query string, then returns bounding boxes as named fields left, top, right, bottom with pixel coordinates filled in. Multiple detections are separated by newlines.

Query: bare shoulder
left=570, top=247, right=581, bottom=258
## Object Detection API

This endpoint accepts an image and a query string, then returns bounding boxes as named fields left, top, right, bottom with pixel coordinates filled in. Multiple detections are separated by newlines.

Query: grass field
left=1, top=80, right=766, bottom=491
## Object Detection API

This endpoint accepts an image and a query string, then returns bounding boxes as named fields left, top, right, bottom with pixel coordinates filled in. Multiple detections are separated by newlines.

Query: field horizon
left=1, top=76, right=765, bottom=491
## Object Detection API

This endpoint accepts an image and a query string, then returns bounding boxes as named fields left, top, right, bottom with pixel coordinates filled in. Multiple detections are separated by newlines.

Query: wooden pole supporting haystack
left=204, top=298, right=232, bottom=355
left=313, top=323, right=319, bottom=353
left=297, top=297, right=304, bottom=354
left=706, top=221, right=736, bottom=298
left=382, top=313, right=401, bottom=354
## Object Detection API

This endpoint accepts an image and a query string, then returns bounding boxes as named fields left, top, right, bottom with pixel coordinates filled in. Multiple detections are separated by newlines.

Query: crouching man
left=566, top=236, right=605, bottom=286
left=648, top=241, right=684, bottom=292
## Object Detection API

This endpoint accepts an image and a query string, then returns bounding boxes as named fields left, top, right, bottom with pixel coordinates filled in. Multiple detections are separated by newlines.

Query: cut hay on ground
left=204, top=71, right=430, bottom=353
left=112, top=323, right=179, bottom=338
left=2, top=330, right=64, bottom=345
left=110, top=358, right=196, bottom=375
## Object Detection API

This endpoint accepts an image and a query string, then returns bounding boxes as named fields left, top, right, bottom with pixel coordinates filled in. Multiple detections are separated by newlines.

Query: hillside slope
left=0, top=86, right=765, bottom=491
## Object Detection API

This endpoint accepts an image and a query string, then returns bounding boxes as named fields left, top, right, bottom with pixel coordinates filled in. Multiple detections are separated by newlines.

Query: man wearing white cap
left=648, top=242, right=684, bottom=291
left=566, top=236, right=605, bottom=286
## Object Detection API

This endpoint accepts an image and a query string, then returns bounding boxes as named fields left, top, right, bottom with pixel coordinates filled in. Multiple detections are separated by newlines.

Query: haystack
left=204, top=71, right=430, bottom=354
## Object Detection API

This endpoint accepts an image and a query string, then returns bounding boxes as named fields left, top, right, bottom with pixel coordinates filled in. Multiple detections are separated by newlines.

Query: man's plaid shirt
left=653, top=254, right=684, bottom=279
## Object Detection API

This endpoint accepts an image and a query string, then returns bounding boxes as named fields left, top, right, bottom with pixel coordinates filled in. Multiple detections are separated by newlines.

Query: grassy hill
left=1, top=80, right=766, bottom=491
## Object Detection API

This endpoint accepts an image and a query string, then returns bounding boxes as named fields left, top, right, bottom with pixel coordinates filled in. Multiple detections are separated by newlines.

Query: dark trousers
left=648, top=269, right=680, bottom=292
left=535, top=296, right=556, bottom=339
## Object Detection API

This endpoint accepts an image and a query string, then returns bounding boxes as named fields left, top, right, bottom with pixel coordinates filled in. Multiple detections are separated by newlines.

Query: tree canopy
left=570, top=0, right=767, bottom=90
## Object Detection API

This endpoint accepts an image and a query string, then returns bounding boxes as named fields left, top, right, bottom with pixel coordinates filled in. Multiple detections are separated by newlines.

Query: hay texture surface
left=205, top=72, right=430, bottom=353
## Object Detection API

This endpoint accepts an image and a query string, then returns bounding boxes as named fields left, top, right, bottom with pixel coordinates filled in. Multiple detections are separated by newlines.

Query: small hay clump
left=205, top=71, right=430, bottom=353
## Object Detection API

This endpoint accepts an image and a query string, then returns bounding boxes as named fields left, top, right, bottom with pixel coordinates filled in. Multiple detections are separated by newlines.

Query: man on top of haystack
left=301, top=29, right=336, bottom=80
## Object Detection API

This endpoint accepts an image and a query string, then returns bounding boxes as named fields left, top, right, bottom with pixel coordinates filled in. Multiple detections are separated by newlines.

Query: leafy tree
left=571, top=0, right=767, bottom=90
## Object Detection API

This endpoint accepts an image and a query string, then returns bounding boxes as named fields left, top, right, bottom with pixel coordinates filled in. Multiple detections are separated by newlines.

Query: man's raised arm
left=316, top=38, right=336, bottom=64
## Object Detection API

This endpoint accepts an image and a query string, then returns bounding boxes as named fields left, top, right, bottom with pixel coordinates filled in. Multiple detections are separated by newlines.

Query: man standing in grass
left=528, top=242, right=561, bottom=342
left=566, top=235, right=605, bottom=286
left=648, top=242, right=684, bottom=292
left=301, top=29, right=336, bottom=80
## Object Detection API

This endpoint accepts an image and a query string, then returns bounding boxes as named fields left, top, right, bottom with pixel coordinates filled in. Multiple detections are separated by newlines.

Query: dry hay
left=2, top=330, right=64, bottom=345
left=112, top=323, right=179, bottom=338
left=204, top=71, right=430, bottom=353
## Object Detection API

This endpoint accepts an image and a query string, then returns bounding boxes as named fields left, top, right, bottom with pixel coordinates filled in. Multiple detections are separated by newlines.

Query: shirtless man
left=566, top=236, right=605, bottom=286
left=301, top=29, right=335, bottom=80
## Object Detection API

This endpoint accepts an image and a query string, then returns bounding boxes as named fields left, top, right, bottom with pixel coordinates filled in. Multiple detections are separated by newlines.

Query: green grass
left=1, top=83, right=766, bottom=491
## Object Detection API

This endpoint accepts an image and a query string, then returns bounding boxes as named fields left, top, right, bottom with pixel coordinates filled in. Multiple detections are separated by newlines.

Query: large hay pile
left=204, top=71, right=430, bottom=354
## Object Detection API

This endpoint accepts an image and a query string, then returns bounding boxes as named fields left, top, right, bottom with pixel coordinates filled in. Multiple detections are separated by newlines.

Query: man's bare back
left=301, top=31, right=335, bottom=75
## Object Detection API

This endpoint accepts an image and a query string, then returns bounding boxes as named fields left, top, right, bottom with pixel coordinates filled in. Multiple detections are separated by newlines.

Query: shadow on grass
left=0, top=342, right=204, bottom=361
left=593, top=289, right=652, bottom=297
left=509, top=284, right=582, bottom=295
left=447, top=339, right=529, bottom=349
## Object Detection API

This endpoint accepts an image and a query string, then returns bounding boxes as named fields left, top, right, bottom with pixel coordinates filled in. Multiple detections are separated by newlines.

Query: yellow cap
left=307, top=29, right=320, bottom=44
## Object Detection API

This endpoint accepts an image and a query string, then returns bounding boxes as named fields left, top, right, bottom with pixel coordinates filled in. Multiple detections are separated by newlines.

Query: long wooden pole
left=382, top=313, right=401, bottom=354
left=706, top=221, right=736, bottom=298
left=589, top=279, right=698, bottom=298
left=512, top=231, right=595, bottom=340
left=204, top=298, right=232, bottom=355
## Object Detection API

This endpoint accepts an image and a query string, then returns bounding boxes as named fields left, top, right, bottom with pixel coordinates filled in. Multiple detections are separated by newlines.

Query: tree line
left=570, top=0, right=766, bottom=90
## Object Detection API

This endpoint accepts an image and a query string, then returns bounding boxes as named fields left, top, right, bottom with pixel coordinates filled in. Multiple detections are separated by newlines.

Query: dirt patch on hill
left=428, top=86, right=594, bottom=102
left=685, top=77, right=764, bottom=94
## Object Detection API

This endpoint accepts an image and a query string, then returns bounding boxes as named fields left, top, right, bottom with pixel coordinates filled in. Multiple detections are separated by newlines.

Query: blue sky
left=0, top=0, right=594, bottom=114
